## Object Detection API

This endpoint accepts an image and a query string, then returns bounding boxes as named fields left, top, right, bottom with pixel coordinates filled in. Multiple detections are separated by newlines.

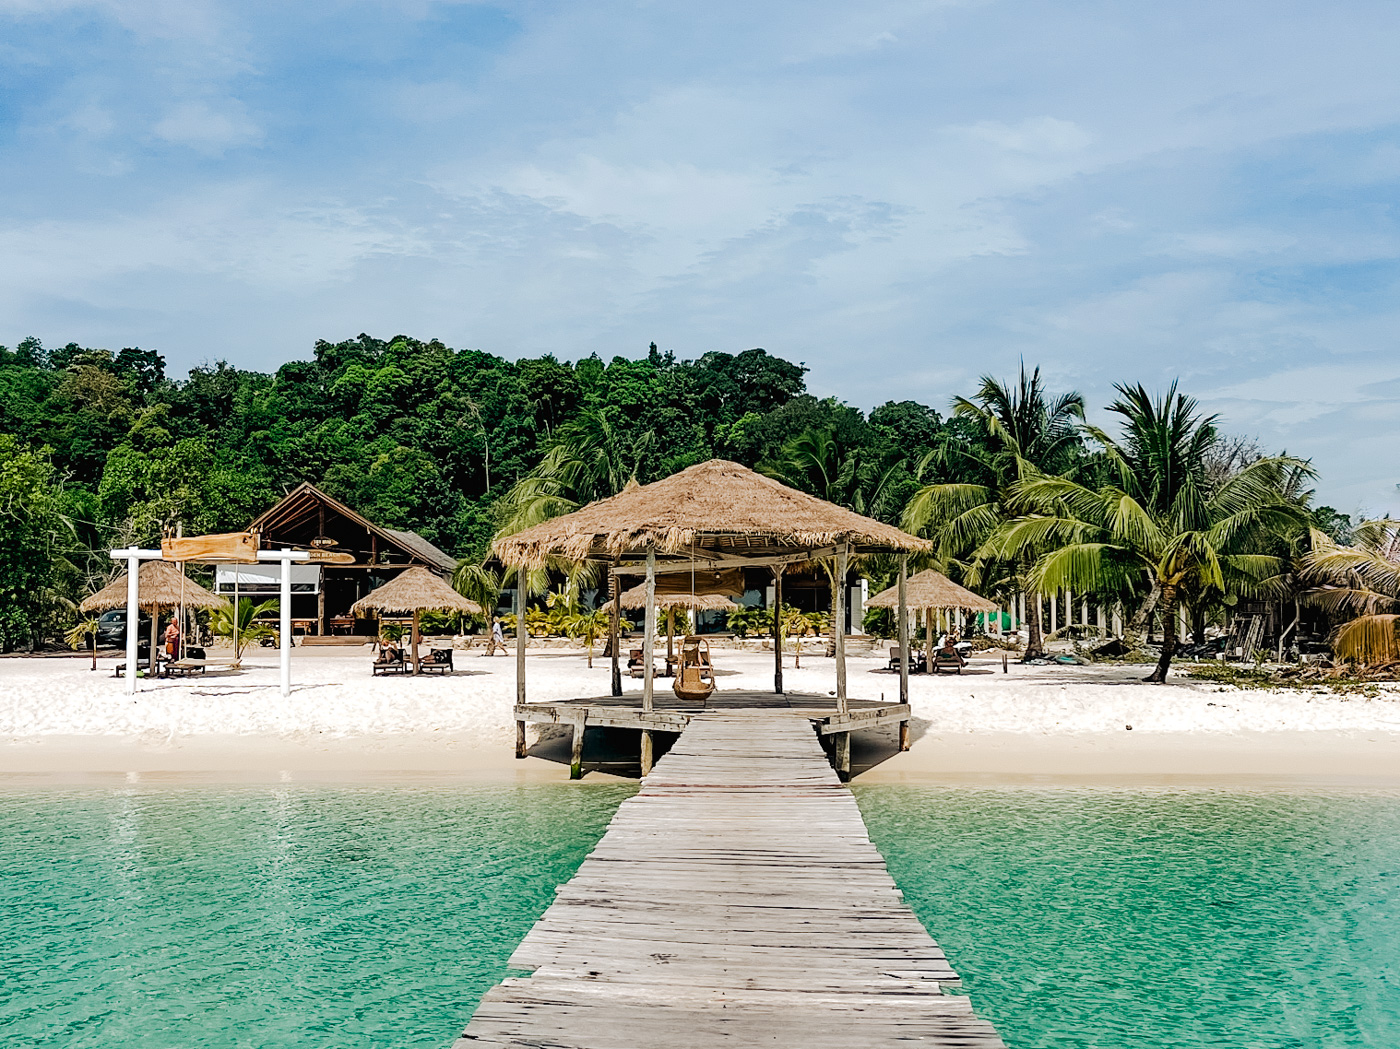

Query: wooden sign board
left=306, top=549, right=356, bottom=564
left=162, top=532, right=259, bottom=563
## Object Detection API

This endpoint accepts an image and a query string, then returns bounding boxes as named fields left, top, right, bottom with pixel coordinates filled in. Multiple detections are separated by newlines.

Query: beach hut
left=618, top=585, right=739, bottom=671
left=867, top=569, right=998, bottom=673
left=493, top=459, right=929, bottom=774
left=350, top=566, right=483, bottom=674
left=81, top=560, right=228, bottom=676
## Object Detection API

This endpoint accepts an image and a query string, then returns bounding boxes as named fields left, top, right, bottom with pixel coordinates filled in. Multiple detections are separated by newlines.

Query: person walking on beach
left=487, top=616, right=508, bottom=656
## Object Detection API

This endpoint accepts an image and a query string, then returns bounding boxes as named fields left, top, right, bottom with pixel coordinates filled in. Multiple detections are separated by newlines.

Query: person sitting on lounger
left=936, top=633, right=966, bottom=669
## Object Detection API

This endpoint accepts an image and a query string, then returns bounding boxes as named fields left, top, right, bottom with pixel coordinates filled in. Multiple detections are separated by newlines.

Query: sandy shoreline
left=4, top=647, right=1400, bottom=786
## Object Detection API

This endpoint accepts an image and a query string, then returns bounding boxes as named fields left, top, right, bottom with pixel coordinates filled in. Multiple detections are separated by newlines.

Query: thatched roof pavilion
left=868, top=569, right=997, bottom=672
left=495, top=460, right=927, bottom=568
left=81, top=559, right=228, bottom=614
left=351, top=567, right=483, bottom=674
left=492, top=460, right=930, bottom=735
left=82, top=559, right=228, bottom=674
left=618, top=588, right=738, bottom=612
left=867, top=570, right=997, bottom=613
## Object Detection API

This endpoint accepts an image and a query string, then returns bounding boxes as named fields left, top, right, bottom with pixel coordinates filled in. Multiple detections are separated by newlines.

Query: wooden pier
left=515, top=690, right=912, bottom=780
left=456, top=714, right=1005, bottom=1048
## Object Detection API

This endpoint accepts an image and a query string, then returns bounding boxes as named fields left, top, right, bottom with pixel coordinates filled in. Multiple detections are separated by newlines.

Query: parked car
left=95, top=609, right=153, bottom=647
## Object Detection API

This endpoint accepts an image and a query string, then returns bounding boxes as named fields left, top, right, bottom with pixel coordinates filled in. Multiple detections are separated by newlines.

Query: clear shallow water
left=855, top=785, right=1400, bottom=1049
left=0, top=783, right=633, bottom=1049
left=5, top=784, right=1399, bottom=1049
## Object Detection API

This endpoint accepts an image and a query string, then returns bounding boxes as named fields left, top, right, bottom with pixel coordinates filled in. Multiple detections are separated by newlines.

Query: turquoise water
left=0, top=783, right=633, bottom=1049
left=4, top=784, right=1399, bottom=1048
left=856, top=785, right=1400, bottom=1049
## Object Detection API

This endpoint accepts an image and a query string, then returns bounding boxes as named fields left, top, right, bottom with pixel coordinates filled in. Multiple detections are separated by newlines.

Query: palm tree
left=567, top=608, right=612, bottom=668
left=65, top=616, right=100, bottom=670
left=1302, top=520, right=1400, bottom=664
left=989, top=452, right=1310, bottom=681
left=209, top=598, right=279, bottom=661
left=902, top=365, right=1085, bottom=660
left=760, top=425, right=901, bottom=653
left=496, top=408, right=652, bottom=536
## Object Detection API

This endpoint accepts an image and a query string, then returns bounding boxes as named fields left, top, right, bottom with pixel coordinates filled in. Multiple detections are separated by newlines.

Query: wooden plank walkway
left=455, top=714, right=1005, bottom=1048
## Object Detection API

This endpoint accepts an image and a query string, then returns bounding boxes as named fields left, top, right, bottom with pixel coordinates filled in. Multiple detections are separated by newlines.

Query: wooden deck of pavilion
left=493, top=460, right=930, bottom=780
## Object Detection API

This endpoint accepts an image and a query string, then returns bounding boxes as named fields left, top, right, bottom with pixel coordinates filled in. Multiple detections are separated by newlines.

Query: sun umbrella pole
left=411, top=610, right=421, bottom=675
left=642, top=549, right=656, bottom=713
left=516, top=571, right=527, bottom=706
left=898, top=555, right=909, bottom=705
left=125, top=551, right=140, bottom=694
left=926, top=607, right=935, bottom=675
left=772, top=566, right=783, bottom=694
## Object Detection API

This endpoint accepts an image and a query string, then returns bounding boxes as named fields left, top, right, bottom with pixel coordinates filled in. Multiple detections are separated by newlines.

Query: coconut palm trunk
left=1146, top=586, right=1180, bottom=682
left=1022, top=591, right=1046, bottom=660
left=1124, top=582, right=1160, bottom=649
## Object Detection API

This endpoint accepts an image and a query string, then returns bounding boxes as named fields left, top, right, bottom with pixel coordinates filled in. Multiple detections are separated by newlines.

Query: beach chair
left=419, top=647, right=454, bottom=674
left=931, top=647, right=965, bottom=674
left=886, top=647, right=926, bottom=673
left=372, top=644, right=407, bottom=675
left=627, top=648, right=652, bottom=678
left=673, top=636, right=715, bottom=702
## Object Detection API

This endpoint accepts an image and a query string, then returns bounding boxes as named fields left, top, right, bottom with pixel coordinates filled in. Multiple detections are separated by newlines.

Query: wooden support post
left=516, top=577, right=527, bottom=707
left=640, top=730, right=654, bottom=776
left=515, top=719, right=527, bottom=759
left=642, top=548, right=656, bottom=713
left=835, top=543, right=848, bottom=714
left=772, top=566, right=784, bottom=695
left=610, top=565, right=622, bottom=697
left=1050, top=590, right=1058, bottom=635
left=569, top=715, right=586, bottom=780
left=833, top=731, right=851, bottom=782
left=924, top=608, right=934, bottom=675
left=898, top=719, right=911, bottom=752
left=897, top=555, right=909, bottom=705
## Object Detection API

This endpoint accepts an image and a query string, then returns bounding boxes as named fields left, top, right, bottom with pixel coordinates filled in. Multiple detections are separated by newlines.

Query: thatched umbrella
left=81, top=560, right=228, bottom=674
left=868, top=569, right=998, bottom=671
left=350, top=567, right=483, bottom=675
left=619, top=586, right=738, bottom=666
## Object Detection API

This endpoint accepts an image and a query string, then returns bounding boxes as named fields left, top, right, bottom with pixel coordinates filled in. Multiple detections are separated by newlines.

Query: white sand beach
left=3, top=646, right=1400, bottom=783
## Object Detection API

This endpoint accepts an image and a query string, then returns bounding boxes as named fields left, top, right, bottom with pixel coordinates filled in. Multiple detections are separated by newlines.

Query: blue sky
left=2, top=0, right=1398, bottom=512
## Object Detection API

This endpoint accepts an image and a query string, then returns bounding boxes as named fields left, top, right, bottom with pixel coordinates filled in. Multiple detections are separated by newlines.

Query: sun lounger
left=163, top=658, right=240, bottom=677
left=627, top=648, right=655, bottom=678
left=931, top=648, right=965, bottom=674
left=886, top=646, right=926, bottom=673
left=419, top=647, right=454, bottom=674
left=372, top=646, right=407, bottom=675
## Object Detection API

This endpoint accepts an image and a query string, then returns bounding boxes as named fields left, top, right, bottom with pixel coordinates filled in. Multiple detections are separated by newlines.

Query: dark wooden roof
left=249, top=482, right=456, bottom=573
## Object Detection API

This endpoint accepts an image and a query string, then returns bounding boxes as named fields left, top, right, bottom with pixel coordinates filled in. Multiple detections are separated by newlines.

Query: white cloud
left=152, top=100, right=261, bottom=154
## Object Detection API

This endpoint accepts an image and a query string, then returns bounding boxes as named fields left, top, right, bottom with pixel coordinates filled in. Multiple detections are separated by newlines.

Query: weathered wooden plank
left=455, top=713, right=1005, bottom=1048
